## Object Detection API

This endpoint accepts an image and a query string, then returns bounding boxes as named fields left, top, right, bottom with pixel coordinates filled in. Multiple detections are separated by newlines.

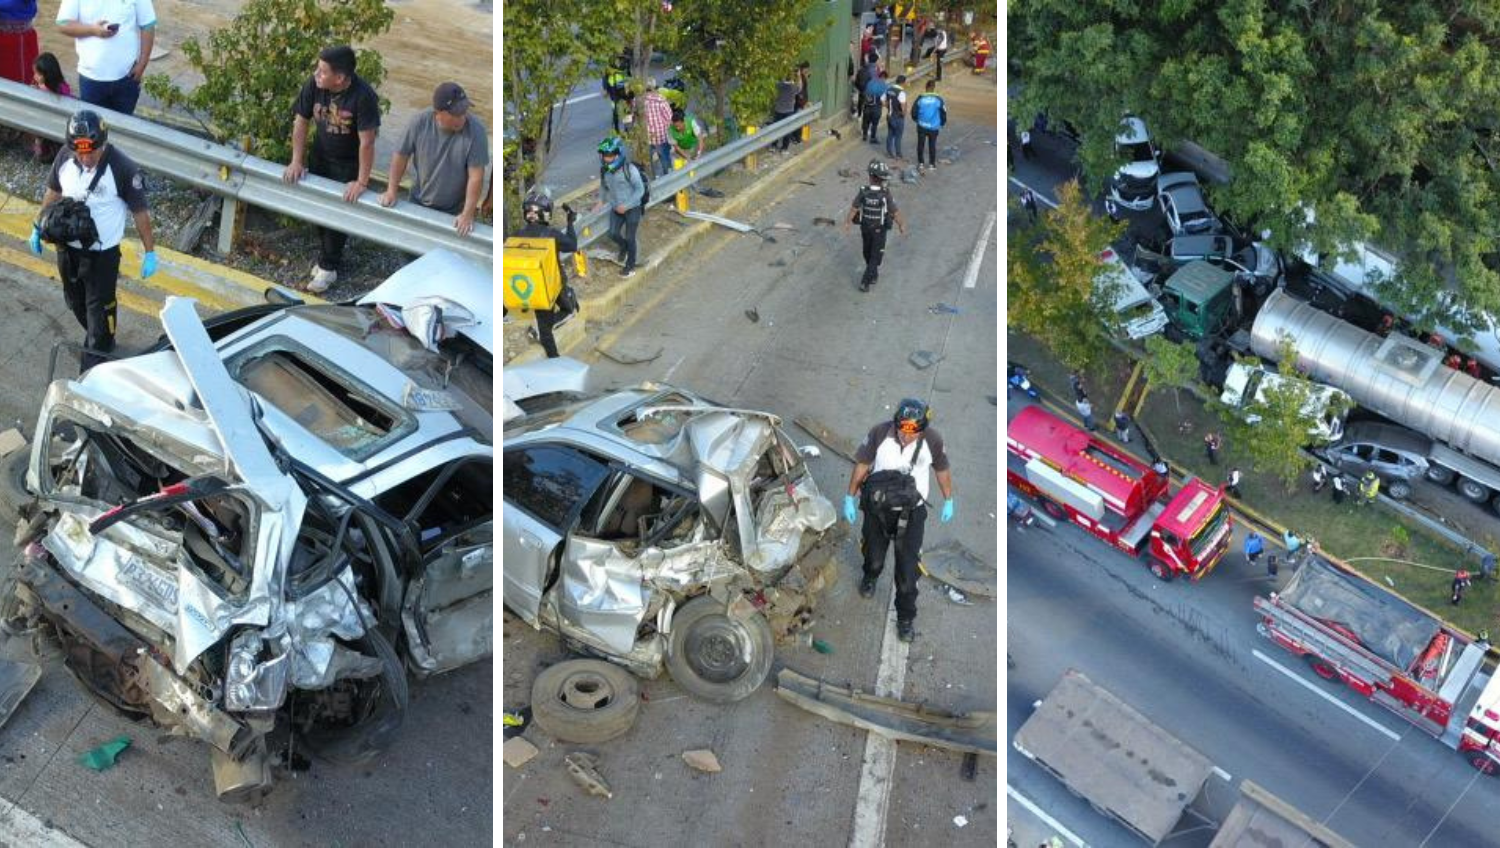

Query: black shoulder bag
left=860, top=433, right=926, bottom=516
left=38, top=162, right=108, bottom=248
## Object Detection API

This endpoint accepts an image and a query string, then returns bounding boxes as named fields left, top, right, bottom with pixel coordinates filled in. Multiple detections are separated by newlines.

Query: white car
left=1107, top=116, right=1160, bottom=213
left=1094, top=247, right=1167, bottom=340
left=1157, top=172, right=1221, bottom=236
left=1219, top=362, right=1348, bottom=441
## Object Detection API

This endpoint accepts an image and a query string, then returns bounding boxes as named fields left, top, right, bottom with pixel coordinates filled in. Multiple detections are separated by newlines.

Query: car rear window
left=615, top=392, right=698, bottom=444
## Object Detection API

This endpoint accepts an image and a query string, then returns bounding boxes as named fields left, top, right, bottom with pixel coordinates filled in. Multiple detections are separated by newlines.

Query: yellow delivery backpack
left=502, top=236, right=563, bottom=312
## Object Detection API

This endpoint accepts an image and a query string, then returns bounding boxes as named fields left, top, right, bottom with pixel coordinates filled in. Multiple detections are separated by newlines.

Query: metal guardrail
left=570, top=44, right=971, bottom=250
left=0, top=79, right=491, bottom=267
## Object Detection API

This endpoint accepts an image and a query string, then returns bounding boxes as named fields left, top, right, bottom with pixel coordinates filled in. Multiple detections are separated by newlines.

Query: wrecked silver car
left=503, top=358, right=841, bottom=703
left=2, top=250, right=492, bottom=798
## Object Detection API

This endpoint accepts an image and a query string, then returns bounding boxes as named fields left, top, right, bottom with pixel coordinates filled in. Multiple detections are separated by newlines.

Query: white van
left=1219, top=362, right=1349, bottom=441
left=1095, top=247, right=1168, bottom=340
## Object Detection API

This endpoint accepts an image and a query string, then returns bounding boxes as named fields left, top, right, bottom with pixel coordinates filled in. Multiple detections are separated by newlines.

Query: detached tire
left=666, top=595, right=774, bottom=703
left=531, top=659, right=639, bottom=744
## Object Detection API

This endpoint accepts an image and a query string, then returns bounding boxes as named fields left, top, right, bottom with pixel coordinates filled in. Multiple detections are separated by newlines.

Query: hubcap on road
left=686, top=618, right=750, bottom=683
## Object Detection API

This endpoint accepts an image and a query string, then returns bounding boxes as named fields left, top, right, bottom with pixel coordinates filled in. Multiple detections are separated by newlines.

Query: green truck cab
left=1159, top=260, right=1238, bottom=342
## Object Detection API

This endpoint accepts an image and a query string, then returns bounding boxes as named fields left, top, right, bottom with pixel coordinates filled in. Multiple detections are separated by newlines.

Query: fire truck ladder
left=1253, top=597, right=1396, bottom=691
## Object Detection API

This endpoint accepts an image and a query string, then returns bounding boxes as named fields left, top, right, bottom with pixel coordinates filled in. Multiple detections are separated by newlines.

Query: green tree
left=1140, top=334, right=1199, bottom=414
left=1223, top=340, right=1353, bottom=491
left=502, top=0, right=616, bottom=215
left=1010, top=1, right=1500, bottom=320
left=674, top=0, right=824, bottom=135
left=144, top=0, right=393, bottom=163
left=1007, top=180, right=1124, bottom=371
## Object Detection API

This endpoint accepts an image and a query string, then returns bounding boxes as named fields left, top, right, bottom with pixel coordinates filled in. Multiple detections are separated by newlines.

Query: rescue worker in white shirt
left=30, top=109, right=156, bottom=370
left=843, top=398, right=954, bottom=643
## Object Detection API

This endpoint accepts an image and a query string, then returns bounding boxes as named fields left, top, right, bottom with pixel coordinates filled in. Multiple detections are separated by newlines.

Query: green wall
left=805, top=0, right=853, bottom=120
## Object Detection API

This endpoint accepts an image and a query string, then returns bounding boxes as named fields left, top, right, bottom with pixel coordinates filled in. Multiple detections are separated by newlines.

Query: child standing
left=31, top=53, right=70, bottom=160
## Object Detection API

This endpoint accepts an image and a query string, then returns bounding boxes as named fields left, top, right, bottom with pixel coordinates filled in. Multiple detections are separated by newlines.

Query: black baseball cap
left=433, top=82, right=470, bottom=115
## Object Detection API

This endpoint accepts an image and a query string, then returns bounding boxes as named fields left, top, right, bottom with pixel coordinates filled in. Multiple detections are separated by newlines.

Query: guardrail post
left=217, top=196, right=240, bottom=255
left=744, top=126, right=758, bottom=171
left=673, top=157, right=690, bottom=213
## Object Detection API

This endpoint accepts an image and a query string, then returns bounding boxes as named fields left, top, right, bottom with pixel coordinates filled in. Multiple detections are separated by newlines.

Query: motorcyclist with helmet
left=513, top=190, right=579, bottom=358
left=593, top=135, right=646, bottom=278
left=842, top=158, right=907, bottom=292
left=31, top=109, right=157, bottom=370
left=843, top=398, right=955, bottom=643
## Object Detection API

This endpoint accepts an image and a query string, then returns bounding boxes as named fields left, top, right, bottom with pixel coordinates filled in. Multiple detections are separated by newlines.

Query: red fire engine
left=1006, top=404, right=1232, bottom=581
left=1256, top=556, right=1500, bottom=773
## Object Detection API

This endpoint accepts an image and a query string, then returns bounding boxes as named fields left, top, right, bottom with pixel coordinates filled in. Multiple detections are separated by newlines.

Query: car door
left=501, top=443, right=611, bottom=626
left=385, top=456, right=495, bottom=675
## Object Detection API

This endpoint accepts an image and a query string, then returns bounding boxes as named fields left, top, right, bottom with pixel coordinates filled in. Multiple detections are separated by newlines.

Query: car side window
left=503, top=446, right=610, bottom=532
left=1353, top=444, right=1374, bottom=461
left=1374, top=448, right=1400, bottom=466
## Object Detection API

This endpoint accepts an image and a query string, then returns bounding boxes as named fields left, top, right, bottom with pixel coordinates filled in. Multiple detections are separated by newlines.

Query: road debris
left=943, top=585, right=973, bottom=606
left=928, top=302, right=961, bottom=315
left=793, top=415, right=859, bottom=463
left=812, top=217, right=838, bottom=226
left=953, top=815, right=969, bottom=828
left=909, top=350, right=944, bottom=370
left=682, top=210, right=755, bottom=232
left=597, top=340, right=665, bottom=365
left=745, top=309, right=760, bottom=323
left=503, top=706, right=533, bottom=740
left=77, top=736, right=131, bottom=771
left=504, top=736, right=540, bottom=769
left=962, top=752, right=979, bottom=781
left=0, top=429, right=25, bottom=458
left=921, top=542, right=998, bottom=599
left=698, top=187, right=726, bottom=198
left=901, top=168, right=920, bottom=184
left=0, top=659, right=41, bottom=731
left=682, top=749, right=723, bottom=773
left=774, top=668, right=997, bottom=755
left=564, top=752, right=613, bottom=798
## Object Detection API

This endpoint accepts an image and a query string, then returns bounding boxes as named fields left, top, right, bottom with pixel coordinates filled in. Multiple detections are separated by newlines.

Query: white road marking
left=0, top=800, right=87, bottom=847
left=1212, top=766, right=1233, bottom=782
left=1252, top=649, right=1401, bottom=741
left=848, top=603, right=910, bottom=848
left=1006, top=784, right=1088, bottom=847
left=1007, top=176, right=1059, bottom=208
left=554, top=91, right=603, bottom=109
left=962, top=210, right=997, bottom=290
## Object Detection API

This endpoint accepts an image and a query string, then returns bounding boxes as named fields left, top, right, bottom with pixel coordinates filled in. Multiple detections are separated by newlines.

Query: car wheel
left=531, top=659, right=640, bottom=744
left=1468, top=751, right=1500, bottom=776
left=1387, top=480, right=1412, bottom=500
left=1458, top=477, right=1492, bottom=503
left=666, top=595, right=774, bottom=703
left=1041, top=499, right=1067, bottom=520
left=0, top=448, right=31, bottom=526
left=1425, top=465, right=1455, bottom=485
left=1163, top=323, right=1185, bottom=344
left=1149, top=560, right=1176, bottom=582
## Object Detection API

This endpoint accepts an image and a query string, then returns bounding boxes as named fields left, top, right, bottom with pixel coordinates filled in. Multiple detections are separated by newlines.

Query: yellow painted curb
left=0, top=189, right=295, bottom=312
left=0, top=244, right=157, bottom=317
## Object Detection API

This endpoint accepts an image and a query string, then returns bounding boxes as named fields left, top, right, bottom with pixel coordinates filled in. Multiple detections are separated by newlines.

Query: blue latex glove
left=843, top=494, right=858, bottom=524
left=140, top=251, right=158, bottom=279
left=940, top=498, right=955, bottom=523
left=27, top=226, right=41, bottom=256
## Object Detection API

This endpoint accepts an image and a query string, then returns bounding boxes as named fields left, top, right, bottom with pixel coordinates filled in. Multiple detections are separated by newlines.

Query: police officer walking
left=843, top=159, right=907, bottom=292
left=843, top=398, right=955, bottom=643
left=30, top=109, right=157, bottom=370
left=513, top=191, right=579, bottom=359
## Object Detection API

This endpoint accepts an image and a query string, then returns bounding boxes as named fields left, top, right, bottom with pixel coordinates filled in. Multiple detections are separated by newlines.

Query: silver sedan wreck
left=2, top=250, right=492, bottom=798
left=503, top=358, right=842, bottom=704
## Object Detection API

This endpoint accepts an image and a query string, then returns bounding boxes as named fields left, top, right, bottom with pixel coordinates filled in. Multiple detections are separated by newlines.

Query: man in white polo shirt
left=56, top=0, right=156, bottom=116
left=842, top=397, right=955, bottom=643
left=29, top=109, right=157, bottom=369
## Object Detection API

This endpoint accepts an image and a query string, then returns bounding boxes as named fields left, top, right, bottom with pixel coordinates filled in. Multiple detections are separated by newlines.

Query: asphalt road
left=503, top=67, right=999, bottom=846
left=0, top=258, right=491, bottom=848
left=534, top=61, right=676, bottom=198
left=1004, top=397, right=1500, bottom=847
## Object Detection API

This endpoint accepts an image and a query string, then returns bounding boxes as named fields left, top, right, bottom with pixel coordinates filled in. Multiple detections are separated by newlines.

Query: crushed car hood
left=358, top=248, right=493, bottom=356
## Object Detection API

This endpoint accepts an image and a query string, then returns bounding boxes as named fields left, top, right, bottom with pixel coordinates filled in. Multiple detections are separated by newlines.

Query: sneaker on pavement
left=619, top=266, right=636, bottom=278
left=859, top=574, right=877, bottom=598
left=307, top=266, right=336, bottom=294
left=897, top=620, right=915, bottom=643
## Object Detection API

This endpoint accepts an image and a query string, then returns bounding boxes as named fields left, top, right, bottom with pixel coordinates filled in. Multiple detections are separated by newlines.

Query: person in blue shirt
left=911, top=79, right=947, bottom=170
left=861, top=70, right=889, bottom=144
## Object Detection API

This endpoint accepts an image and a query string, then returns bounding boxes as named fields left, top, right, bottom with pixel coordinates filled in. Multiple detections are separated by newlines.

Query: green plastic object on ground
left=77, top=736, right=131, bottom=771
left=812, top=639, right=834, bottom=655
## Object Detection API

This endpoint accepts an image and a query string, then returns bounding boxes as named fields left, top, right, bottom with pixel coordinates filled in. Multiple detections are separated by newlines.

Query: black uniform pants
left=772, top=110, right=796, bottom=151
left=533, top=292, right=578, bottom=359
left=861, top=504, right=926, bottom=623
left=57, top=245, right=120, bottom=370
left=917, top=128, right=939, bottom=166
left=860, top=225, right=888, bottom=285
left=861, top=106, right=882, bottom=142
left=311, top=152, right=359, bottom=272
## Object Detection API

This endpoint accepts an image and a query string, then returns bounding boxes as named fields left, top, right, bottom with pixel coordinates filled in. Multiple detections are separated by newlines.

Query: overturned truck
left=1, top=251, right=494, bottom=798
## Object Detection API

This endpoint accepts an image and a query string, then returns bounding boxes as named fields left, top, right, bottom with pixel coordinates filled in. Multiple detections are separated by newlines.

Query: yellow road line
left=0, top=245, right=158, bottom=317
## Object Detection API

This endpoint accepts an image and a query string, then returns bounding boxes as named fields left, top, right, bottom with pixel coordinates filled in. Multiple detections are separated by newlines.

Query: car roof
left=1095, top=248, right=1153, bottom=311
left=1163, top=185, right=1209, bottom=216
left=1157, top=172, right=1199, bottom=192
left=1116, top=116, right=1150, bottom=145
left=1336, top=421, right=1432, bottom=455
left=1169, top=234, right=1232, bottom=258
left=358, top=249, right=493, bottom=356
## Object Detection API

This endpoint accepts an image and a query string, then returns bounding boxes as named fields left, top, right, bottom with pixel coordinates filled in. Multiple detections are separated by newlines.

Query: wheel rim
left=683, top=617, right=751, bottom=684
left=1477, top=755, right=1499, bottom=775
left=1460, top=480, right=1490, bottom=501
left=1151, top=562, right=1167, bottom=578
left=559, top=671, right=616, bottom=711
left=1043, top=500, right=1065, bottom=519
left=1310, top=660, right=1337, bottom=680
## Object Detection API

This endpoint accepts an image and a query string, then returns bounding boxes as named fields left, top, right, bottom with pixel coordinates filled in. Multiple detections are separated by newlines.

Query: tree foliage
left=674, top=0, right=824, bottom=134
left=1009, top=0, right=1500, bottom=322
left=1140, top=334, right=1201, bottom=414
left=1007, top=180, right=1125, bottom=371
left=143, top=0, right=393, bottom=163
left=501, top=0, right=617, bottom=212
left=1222, top=339, right=1352, bottom=492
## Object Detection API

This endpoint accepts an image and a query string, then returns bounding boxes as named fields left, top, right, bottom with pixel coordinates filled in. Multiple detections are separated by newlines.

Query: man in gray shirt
left=592, top=134, right=645, bottom=278
left=380, top=82, right=489, bottom=236
left=772, top=70, right=800, bottom=152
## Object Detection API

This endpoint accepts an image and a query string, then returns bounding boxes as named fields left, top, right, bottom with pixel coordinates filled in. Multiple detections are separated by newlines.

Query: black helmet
left=893, top=398, right=930, bottom=434
left=868, top=159, right=891, bottom=181
left=66, top=109, right=107, bottom=153
left=522, top=191, right=553, bottom=223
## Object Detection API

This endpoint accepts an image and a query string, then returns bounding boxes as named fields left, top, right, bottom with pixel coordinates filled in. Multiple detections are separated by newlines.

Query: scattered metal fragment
left=920, top=542, right=997, bottom=599
left=565, top=752, right=613, bottom=798
left=596, top=340, right=665, bottom=365
left=681, top=749, right=722, bottom=773
left=928, top=302, right=961, bottom=315
left=745, top=309, right=760, bottom=323
left=909, top=350, right=944, bottom=370
left=774, top=668, right=997, bottom=755
left=793, top=415, right=859, bottom=464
